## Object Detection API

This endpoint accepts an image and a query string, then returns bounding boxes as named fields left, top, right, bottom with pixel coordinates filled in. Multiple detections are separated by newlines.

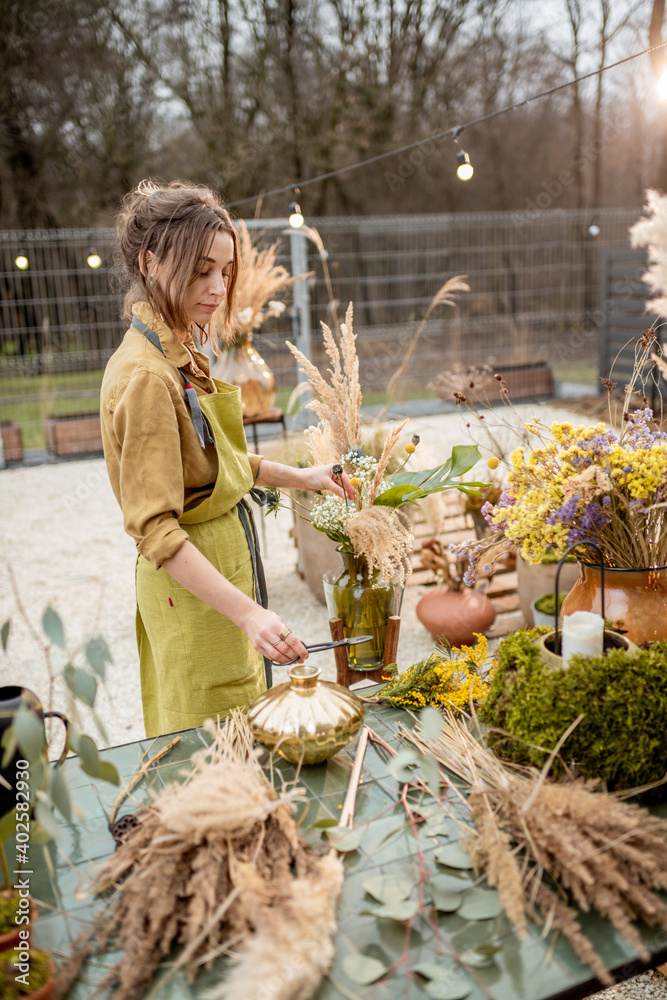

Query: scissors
left=272, top=635, right=374, bottom=666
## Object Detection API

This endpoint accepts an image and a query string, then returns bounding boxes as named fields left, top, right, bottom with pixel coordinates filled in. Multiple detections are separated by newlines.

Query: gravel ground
left=1, top=401, right=665, bottom=998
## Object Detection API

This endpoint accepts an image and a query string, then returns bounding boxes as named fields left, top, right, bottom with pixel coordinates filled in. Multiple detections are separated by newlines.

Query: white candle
left=561, top=611, right=605, bottom=664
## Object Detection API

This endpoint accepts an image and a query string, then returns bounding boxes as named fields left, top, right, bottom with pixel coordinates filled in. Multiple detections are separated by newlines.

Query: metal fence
left=0, top=207, right=648, bottom=454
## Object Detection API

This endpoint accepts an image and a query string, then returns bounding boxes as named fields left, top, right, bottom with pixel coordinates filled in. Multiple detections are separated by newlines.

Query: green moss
left=0, top=892, right=20, bottom=934
left=0, top=948, right=51, bottom=997
left=533, top=591, right=567, bottom=615
left=480, top=630, right=667, bottom=791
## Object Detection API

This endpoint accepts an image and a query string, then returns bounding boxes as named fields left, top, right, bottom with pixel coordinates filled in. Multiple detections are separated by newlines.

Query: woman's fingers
left=243, top=608, right=309, bottom=663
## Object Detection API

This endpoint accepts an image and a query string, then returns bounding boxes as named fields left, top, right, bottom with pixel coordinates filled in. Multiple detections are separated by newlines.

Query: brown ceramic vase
left=560, top=563, right=667, bottom=645
left=416, top=587, right=496, bottom=648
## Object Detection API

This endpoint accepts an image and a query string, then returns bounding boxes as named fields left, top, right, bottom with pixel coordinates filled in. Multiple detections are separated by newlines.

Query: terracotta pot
left=561, top=563, right=667, bottom=645
left=416, top=587, right=496, bottom=647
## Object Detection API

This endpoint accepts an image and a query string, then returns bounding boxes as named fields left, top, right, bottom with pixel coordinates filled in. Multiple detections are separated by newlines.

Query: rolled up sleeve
left=112, top=370, right=190, bottom=569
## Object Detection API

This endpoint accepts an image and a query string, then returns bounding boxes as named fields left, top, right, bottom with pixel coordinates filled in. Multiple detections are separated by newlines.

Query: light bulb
left=456, top=150, right=473, bottom=181
left=588, top=223, right=600, bottom=237
left=658, top=67, right=667, bottom=100
left=87, top=251, right=102, bottom=269
left=288, top=201, right=304, bottom=228
left=14, top=254, right=29, bottom=270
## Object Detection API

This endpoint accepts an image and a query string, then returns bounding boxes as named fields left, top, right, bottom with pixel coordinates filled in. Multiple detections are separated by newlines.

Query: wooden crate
left=43, top=413, right=103, bottom=457
left=1, top=422, right=23, bottom=463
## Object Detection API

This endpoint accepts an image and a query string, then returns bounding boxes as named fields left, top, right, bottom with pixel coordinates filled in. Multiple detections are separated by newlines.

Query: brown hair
left=115, top=179, right=239, bottom=350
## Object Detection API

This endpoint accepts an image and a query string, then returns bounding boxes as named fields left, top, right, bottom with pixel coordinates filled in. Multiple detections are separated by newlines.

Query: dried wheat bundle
left=287, top=302, right=362, bottom=461
left=403, top=714, right=667, bottom=986
left=211, top=221, right=306, bottom=346
left=57, top=713, right=344, bottom=1000
left=346, top=505, right=414, bottom=584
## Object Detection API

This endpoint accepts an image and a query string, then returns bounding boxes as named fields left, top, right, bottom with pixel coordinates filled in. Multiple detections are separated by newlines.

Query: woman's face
left=147, top=230, right=235, bottom=331
left=182, top=230, right=235, bottom=328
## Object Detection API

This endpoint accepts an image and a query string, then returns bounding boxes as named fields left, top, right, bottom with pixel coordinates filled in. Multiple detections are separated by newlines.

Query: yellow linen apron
left=135, top=377, right=268, bottom=738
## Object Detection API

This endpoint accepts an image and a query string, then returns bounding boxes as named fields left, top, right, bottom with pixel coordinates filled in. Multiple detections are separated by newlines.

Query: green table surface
left=17, top=700, right=667, bottom=1000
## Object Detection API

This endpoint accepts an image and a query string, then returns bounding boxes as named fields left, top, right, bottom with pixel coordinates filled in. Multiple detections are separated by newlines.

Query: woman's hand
left=296, top=464, right=355, bottom=499
left=241, top=606, right=310, bottom=664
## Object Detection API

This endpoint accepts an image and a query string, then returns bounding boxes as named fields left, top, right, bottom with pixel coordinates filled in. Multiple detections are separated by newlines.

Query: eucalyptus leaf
left=458, top=888, right=503, bottom=921
left=435, top=842, right=473, bottom=870
left=428, top=881, right=463, bottom=913
left=64, top=664, right=97, bottom=708
left=75, top=734, right=100, bottom=775
left=42, top=606, right=65, bottom=649
left=1, top=726, right=18, bottom=768
left=97, top=761, right=120, bottom=785
left=342, top=953, right=388, bottom=986
left=0, top=810, right=16, bottom=842
left=1, top=619, right=10, bottom=653
left=413, top=961, right=452, bottom=981
left=48, top=767, right=72, bottom=823
left=362, top=875, right=415, bottom=903
left=421, top=706, right=444, bottom=740
left=14, top=704, right=46, bottom=762
left=460, top=946, right=499, bottom=968
left=324, top=825, right=365, bottom=852
left=388, top=747, right=419, bottom=783
left=34, top=799, right=60, bottom=841
left=424, top=979, right=473, bottom=1000
left=310, top=818, right=341, bottom=829
left=363, top=898, right=420, bottom=921
left=419, top=755, right=442, bottom=797
left=85, top=636, right=112, bottom=679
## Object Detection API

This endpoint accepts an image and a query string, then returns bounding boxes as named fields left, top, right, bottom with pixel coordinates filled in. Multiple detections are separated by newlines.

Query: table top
left=22, top=700, right=667, bottom=1000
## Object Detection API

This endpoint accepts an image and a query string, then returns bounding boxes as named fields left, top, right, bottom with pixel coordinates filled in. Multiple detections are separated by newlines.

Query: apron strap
left=237, top=498, right=272, bottom=689
left=131, top=316, right=214, bottom=448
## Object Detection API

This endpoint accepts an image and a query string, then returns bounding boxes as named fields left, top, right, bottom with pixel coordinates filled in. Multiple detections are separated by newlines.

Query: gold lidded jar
left=247, top=665, right=364, bottom=765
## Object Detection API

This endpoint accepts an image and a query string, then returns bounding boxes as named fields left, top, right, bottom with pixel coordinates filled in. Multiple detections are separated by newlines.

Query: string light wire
left=228, top=38, right=667, bottom=210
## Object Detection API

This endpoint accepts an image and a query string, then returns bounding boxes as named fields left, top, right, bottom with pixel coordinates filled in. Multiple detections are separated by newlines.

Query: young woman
left=101, top=180, right=351, bottom=737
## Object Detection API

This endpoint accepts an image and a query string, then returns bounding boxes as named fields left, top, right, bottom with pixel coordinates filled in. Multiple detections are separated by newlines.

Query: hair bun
left=136, top=178, right=161, bottom=198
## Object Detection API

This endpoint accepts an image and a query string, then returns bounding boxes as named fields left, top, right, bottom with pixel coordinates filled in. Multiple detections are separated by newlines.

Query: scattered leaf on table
left=324, top=825, right=366, bottom=852
left=424, top=978, right=473, bottom=1000
left=435, top=841, right=473, bottom=869
left=310, top=818, right=340, bottom=828
left=458, top=887, right=503, bottom=921
left=419, top=755, right=442, bottom=796
left=342, top=953, right=388, bottom=985
left=1, top=620, right=10, bottom=652
left=428, top=877, right=463, bottom=912
left=460, top=945, right=500, bottom=968
left=363, top=874, right=415, bottom=903
left=363, top=898, right=420, bottom=921
left=413, top=961, right=453, bottom=980
left=388, top=747, right=419, bottom=783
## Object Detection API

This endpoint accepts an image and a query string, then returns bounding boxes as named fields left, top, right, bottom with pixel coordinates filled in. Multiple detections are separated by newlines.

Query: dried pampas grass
left=404, top=713, right=667, bottom=986
left=287, top=302, right=362, bottom=461
left=347, top=505, right=413, bottom=586
left=57, top=713, right=344, bottom=1000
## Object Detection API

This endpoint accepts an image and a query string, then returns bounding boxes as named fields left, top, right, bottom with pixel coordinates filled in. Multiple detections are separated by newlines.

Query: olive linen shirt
left=101, top=302, right=261, bottom=570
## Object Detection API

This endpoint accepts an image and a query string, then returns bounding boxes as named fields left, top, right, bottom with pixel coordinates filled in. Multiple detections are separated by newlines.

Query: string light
left=288, top=189, right=304, bottom=228
left=658, top=67, right=667, bottom=100
left=456, top=150, right=474, bottom=181
left=228, top=39, right=667, bottom=211
left=14, top=254, right=29, bottom=270
left=86, top=250, right=102, bottom=269
left=588, top=222, right=600, bottom=237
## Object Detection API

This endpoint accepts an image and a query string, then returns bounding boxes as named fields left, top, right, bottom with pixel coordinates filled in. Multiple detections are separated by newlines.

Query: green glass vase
left=322, top=550, right=403, bottom=670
